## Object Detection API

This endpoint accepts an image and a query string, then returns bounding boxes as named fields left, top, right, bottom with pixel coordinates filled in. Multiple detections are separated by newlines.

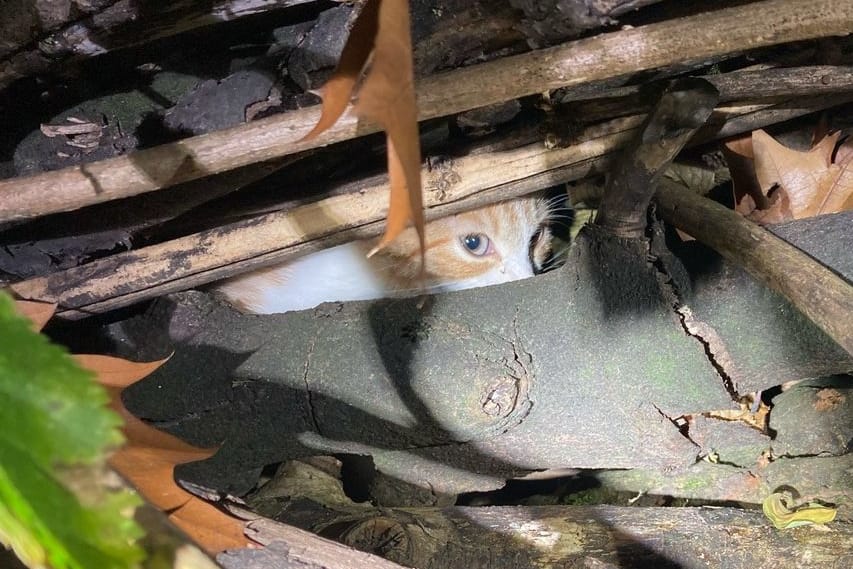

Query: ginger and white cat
left=215, top=196, right=557, bottom=314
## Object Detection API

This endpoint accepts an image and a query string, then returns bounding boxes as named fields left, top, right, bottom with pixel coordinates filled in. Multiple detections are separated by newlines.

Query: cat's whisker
left=540, top=248, right=571, bottom=271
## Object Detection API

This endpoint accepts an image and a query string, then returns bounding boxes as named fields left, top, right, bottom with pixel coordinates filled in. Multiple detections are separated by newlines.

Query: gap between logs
left=12, top=94, right=853, bottom=318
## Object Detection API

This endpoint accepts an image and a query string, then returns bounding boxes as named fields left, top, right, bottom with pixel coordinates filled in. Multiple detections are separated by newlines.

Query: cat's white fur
left=215, top=197, right=553, bottom=314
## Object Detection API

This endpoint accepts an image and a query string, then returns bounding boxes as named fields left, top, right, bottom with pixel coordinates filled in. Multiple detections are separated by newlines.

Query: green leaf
left=0, top=292, right=144, bottom=569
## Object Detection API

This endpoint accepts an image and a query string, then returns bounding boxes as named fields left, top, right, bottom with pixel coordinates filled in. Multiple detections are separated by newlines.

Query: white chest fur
left=216, top=242, right=389, bottom=314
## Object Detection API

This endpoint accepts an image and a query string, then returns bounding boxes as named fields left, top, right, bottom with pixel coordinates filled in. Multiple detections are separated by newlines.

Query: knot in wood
left=425, top=156, right=461, bottom=202
left=481, top=376, right=520, bottom=417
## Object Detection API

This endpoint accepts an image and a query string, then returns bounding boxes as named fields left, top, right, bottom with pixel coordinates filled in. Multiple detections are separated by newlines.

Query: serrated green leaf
left=0, top=292, right=144, bottom=569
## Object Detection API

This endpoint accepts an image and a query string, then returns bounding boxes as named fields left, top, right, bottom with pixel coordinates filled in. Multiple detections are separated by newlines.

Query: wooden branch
left=595, top=78, right=718, bottom=238
left=1, top=0, right=850, bottom=223
left=562, top=64, right=853, bottom=107
left=223, top=504, right=852, bottom=569
left=655, top=180, right=853, bottom=355
left=11, top=95, right=851, bottom=318
left=0, top=0, right=319, bottom=89
left=4, top=67, right=850, bottom=282
left=707, top=65, right=853, bottom=102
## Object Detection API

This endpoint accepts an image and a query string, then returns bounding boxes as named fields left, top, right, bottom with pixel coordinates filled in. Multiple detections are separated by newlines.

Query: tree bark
left=656, top=180, right=853, bottom=355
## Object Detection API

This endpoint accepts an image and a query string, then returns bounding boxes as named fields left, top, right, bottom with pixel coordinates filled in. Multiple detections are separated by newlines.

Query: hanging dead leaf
left=12, top=298, right=57, bottom=331
left=301, top=0, right=381, bottom=140
left=752, top=129, right=853, bottom=218
left=356, top=0, right=424, bottom=254
left=300, top=0, right=425, bottom=257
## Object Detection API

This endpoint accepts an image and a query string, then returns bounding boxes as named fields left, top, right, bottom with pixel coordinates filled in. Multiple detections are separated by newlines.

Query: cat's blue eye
left=461, top=233, right=490, bottom=256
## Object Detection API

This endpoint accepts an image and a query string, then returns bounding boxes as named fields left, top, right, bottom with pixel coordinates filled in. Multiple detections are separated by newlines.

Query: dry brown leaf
left=106, top=402, right=249, bottom=554
left=12, top=299, right=57, bottom=331
left=77, top=358, right=248, bottom=552
left=16, top=303, right=250, bottom=554
left=301, top=0, right=380, bottom=140
left=168, top=498, right=252, bottom=553
left=724, top=134, right=755, bottom=159
left=107, top=398, right=235, bottom=548
left=301, top=0, right=425, bottom=256
left=73, top=354, right=169, bottom=388
left=834, top=137, right=853, bottom=166
left=724, top=134, right=767, bottom=214
left=745, top=186, right=794, bottom=225
left=92, top=360, right=249, bottom=554
left=356, top=0, right=425, bottom=254
left=704, top=398, right=770, bottom=432
left=753, top=129, right=853, bottom=218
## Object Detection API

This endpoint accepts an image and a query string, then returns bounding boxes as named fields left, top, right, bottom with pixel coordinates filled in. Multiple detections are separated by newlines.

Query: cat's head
left=372, top=196, right=555, bottom=293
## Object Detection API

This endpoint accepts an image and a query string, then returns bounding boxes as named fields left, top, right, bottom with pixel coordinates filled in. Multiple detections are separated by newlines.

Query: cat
left=214, top=195, right=559, bottom=314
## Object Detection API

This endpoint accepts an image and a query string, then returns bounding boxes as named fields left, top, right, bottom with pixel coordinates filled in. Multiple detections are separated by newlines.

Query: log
left=117, top=212, right=853, bottom=497
left=224, top=503, right=852, bottom=569
left=1, top=0, right=850, bottom=223
left=11, top=93, right=852, bottom=317
left=219, top=513, right=410, bottom=569
left=220, top=451, right=852, bottom=566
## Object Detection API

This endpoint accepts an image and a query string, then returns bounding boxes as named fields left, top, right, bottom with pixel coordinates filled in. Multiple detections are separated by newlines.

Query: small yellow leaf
left=762, top=492, right=837, bottom=530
